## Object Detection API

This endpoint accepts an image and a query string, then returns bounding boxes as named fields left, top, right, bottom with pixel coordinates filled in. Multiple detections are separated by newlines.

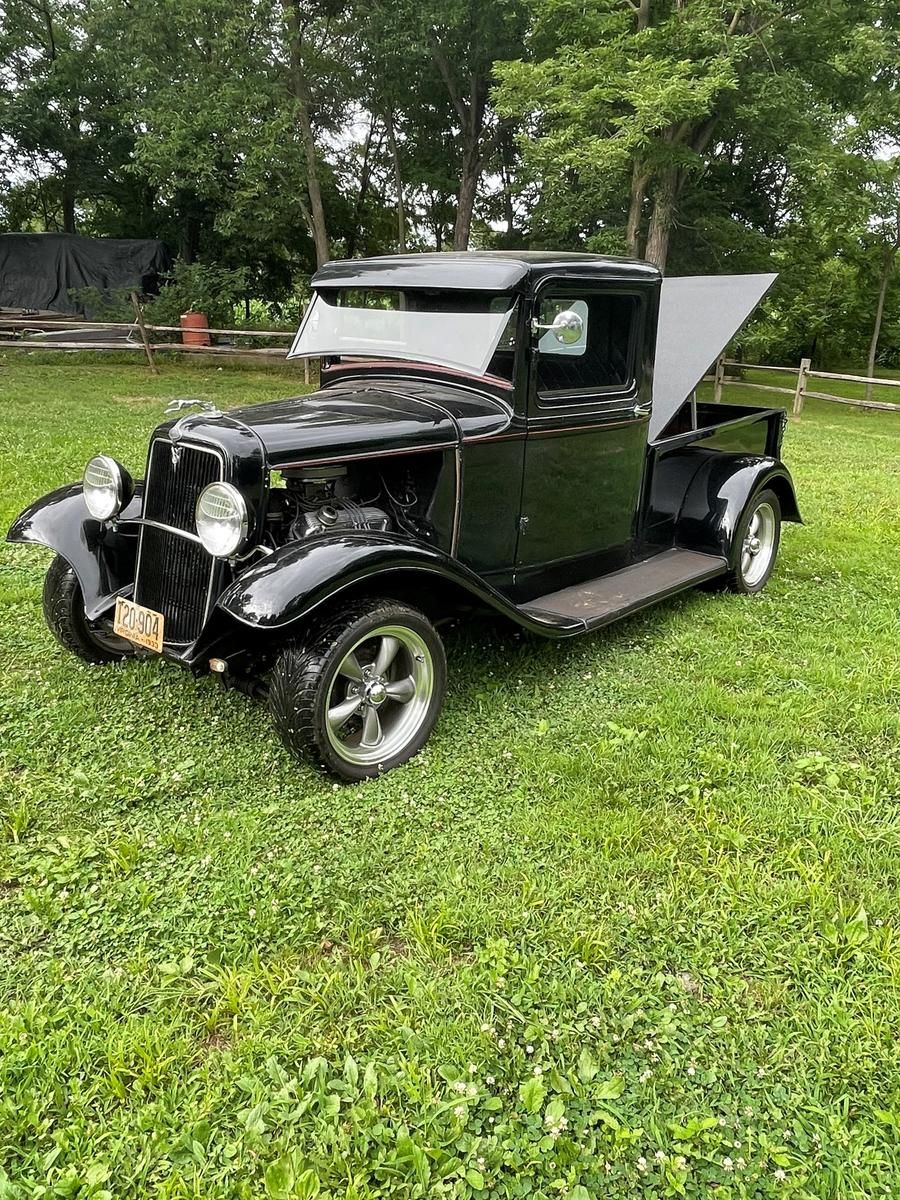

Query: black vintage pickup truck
left=9, top=252, right=799, bottom=779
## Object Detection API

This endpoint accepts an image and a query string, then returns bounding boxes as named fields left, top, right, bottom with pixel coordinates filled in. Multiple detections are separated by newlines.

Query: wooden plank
left=2, top=341, right=287, bottom=357
left=0, top=316, right=294, bottom=338
left=793, top=357, right=811, bottom=418
left=804, top=390, right=900, bottom=412
left=725, top=361, right=798, bottom=374
left=722, top=381, right=795, bottom=396
left=131, top=292, right=158, bottom=375
left=808, top=369, right=900, bottom=389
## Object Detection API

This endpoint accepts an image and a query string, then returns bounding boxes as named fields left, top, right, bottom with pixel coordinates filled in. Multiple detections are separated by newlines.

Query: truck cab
left=8, top=251, right=800, bottom=779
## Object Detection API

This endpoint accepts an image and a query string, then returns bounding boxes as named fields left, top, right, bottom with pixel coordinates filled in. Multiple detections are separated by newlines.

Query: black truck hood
left=172, top=378, right=513, bottom=469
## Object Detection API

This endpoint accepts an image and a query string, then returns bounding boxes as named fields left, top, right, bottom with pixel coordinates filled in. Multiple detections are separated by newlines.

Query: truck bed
left=652, top=400, right=786, bottom=458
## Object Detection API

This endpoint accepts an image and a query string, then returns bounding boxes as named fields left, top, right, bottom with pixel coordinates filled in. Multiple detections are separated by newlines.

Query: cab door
left=514, top=283, right=651, bottom=596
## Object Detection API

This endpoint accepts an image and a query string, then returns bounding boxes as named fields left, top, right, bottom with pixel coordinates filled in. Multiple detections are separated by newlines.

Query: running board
left=520, top=548, right=727, bottom=631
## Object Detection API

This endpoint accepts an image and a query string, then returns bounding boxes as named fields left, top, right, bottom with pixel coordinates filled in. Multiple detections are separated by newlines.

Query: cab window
left=536, top=291, right=639, bottom=399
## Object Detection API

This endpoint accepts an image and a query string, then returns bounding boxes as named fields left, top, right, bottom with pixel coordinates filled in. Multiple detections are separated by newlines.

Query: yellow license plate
left=114, top=596, right=165, bottom=653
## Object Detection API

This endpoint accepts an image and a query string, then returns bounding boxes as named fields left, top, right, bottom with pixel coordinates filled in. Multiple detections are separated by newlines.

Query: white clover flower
left=722, top=1157, right=733, bottom=1172
left=533, top=1066, right=542, bottom=1076
left=718, top=1116, right=727, bottom=1127
left=486, top=1075, right=495, bottom=1085
left=591, top=1016, right=601, bottom=1027
left=675, top=1156, right=687, bottom=1170
left=736, top=1158, right=746, bottom=1170
left=636, top=1156, right=648, bottom=1172
left=498, top=1038, right=506, bottom=1048
left=654, top=1149, right=666, bottom=1161
left=469, top=1064, right=477, bottom=1074
left=454, top=1105, right=466, bottom=1119
left=525, top=1044, right=534, bottom=1054
left=639, top=1069, right=652, bottom=1083
left=453, top=1080, right=467, bottom=1093
left=481, top=1023, right=493, bottom=1034
left=687, top=1065, right=696, bottom=1076
left=466, top=1084, right=478, bottom=1098
left=774, top=1169, right=787, bottom=1182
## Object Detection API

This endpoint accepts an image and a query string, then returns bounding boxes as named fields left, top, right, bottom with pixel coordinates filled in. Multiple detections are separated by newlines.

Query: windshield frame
left=288, top=288, right=519, bottom=380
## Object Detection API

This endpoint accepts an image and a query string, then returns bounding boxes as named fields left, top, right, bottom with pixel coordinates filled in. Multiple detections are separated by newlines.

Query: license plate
left=114, top=596, right=165, bottom=653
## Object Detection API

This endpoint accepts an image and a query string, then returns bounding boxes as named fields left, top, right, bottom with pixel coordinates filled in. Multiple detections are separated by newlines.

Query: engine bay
left=263, top=455, right=443, bottom=550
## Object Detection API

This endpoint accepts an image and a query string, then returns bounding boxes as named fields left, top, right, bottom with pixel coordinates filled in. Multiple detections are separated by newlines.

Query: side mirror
left=532, top=309, right=585, bottom=346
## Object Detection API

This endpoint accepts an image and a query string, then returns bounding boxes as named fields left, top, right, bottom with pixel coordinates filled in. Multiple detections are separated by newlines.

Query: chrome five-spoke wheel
left=727, top=488, right=782, bottom=594
left=325, top=625, right=435, bottom=768
left=268, top=599, right=447, bottom=780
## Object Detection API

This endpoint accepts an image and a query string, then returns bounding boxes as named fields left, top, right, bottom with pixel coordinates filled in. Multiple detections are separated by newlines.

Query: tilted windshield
left=288, top=288, right=518, bottom=380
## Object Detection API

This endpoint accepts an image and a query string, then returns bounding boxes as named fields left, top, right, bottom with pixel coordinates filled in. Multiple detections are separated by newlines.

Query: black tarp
left=0, top=232, right=170, bottom=314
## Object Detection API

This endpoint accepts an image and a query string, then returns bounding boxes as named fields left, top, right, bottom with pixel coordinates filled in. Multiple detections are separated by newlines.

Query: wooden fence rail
left=709, top=355, right=900, bottom=416
left=0, top=307, right=315, bottom=380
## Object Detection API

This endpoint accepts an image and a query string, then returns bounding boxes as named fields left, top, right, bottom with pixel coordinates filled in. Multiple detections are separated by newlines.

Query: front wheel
left=725, top=489, right=782, bottom=594
left=268, top=599, right=447, bottom=780
left=42, top=555, right=135, bottom=663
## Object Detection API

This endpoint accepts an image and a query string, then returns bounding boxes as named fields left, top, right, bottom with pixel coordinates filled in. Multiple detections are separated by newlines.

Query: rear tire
left=42, top=555, right=135, bottom=664
left=268, top=598, right=447, bottom=781
left=724, top=488, right=782, bottom=594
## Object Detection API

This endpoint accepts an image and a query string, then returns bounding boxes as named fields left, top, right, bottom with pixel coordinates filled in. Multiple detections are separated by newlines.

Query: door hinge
left=518, top=515, right=530, bottom=535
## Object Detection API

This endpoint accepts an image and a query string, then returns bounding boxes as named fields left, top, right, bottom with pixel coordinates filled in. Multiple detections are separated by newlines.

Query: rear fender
left=6, top=483, right=143, bottom=619
left=216, top=531, right=576, bottom=635
left=676, top=455, right=801, bottom=566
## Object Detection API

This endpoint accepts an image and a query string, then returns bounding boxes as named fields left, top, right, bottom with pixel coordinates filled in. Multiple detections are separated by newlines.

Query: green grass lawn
left=1, top=359, right=900, bottom=1200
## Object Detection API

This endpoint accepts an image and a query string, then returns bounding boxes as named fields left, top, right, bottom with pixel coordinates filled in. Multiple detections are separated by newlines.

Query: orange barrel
left=180, top=310, right=211, bottom=346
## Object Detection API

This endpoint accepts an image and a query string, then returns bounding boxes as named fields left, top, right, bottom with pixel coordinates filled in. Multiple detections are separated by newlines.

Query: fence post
left=792, top=357, right=811, bottom=418
left=713, top=354, right=726, bottom=403
left=130, top=291, right=158, bottom=376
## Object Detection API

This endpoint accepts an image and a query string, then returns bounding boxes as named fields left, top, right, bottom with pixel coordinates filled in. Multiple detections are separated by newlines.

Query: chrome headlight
left=195, top=482, right=249, bottom=558
left=83, top=455, right=133, bottom=520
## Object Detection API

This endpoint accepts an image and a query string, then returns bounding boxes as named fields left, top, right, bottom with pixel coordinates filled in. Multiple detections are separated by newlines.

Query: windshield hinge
left=518, top=515, right=529, bottom=535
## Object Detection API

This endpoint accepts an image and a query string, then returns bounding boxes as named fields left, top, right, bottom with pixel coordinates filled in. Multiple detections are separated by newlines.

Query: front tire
left=268, top=599, right=447, bottom=781
left=725, top=488, right=782, bottom=594
left=42, top=555, right=135, bottom=664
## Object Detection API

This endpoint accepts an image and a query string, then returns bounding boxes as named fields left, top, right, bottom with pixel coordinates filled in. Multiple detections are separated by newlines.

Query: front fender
left=7, top=483, right=143, bottom=619
left=676, top=455, right=801, bottom=566
left=216, top=531, right=576, bottom=635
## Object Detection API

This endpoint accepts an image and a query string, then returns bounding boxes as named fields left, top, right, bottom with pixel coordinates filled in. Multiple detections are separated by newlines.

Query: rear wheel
left=42, top=555, right=135, bottom=663
left=268, top=599, right=447, bottom=781
left=725, top=489, right=782, bottom=594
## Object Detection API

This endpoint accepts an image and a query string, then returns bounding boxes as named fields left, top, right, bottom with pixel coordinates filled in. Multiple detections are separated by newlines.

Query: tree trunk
left=626, top=162, right=648, bottom=257
left=384, top=107, right=406, bottom=253
left=347, top=116, right=376, bottom=259
left=645, top=167, right=681, bottom=272
left=865, top=243, right=897, bottom=402
left=282, top=0, right=329, bottom=266
left=454, top=145, right=480, bottom=250
left=62, top=171, right=77, bottom=234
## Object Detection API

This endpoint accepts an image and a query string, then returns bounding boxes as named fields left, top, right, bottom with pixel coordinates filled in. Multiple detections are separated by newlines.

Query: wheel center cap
left=747, top=536, right=761, bottom=555
left=366, top=680, right=387, bottom=706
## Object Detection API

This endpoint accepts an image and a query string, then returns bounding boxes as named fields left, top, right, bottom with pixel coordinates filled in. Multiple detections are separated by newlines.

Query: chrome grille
left=142, top=439, right=221, bottom=531
left=135, top=440, right=224, bottom=645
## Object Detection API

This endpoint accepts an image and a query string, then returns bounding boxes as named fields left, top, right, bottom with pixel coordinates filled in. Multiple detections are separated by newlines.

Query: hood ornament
left=165, top=397, right=222, bottom=442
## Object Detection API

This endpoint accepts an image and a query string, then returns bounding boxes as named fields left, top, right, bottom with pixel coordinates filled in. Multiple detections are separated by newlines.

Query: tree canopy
left=2, top=0, right=899, bottom=365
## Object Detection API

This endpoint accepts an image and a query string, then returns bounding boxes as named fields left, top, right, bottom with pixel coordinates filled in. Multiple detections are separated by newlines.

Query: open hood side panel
left=650, top=273, right=777, bottom=441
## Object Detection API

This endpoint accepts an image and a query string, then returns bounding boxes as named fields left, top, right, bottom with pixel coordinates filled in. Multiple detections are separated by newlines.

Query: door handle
left=633, top=402, right=652, bottom=417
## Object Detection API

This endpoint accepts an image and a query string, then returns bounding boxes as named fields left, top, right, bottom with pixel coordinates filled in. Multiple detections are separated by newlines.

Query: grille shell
left=142, top=438, right=222, bottom=530
left=134, top=440, right=225, bottom=645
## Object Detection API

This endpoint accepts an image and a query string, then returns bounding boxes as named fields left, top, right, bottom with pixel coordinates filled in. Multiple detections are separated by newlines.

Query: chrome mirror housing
left=532, top=309, right=585, bottom=345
